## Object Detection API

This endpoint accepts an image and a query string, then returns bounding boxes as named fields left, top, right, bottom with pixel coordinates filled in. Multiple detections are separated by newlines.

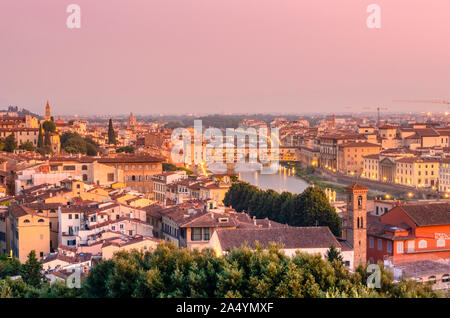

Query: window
left=191, top=228, right=202, bottom=241
left=203, top=228, right=210, bottom=241
left=377, top=239, right=382, bottom=251
left=67, top=239, right=76, bottom=246
left=369, top=237, right=374, bottom=248
left=38, top=219, right=45, bottom=223
left=418, top=240, right=427, bottom=249
left=75, top=214, right=79, bottom=219
left=437, top=238, right=445, bottom=248
left=107, top=173, right=115, bottom=182
left=82, top=165, right=88, bottom=170
left=83, top=174, right=88, bottom=181
left=387, top=241, right=392, bottom=253
left=63, top=165, right=76, bottom=171
left=68, top=214, right=72, bottom=219
left=407, top=240, right=415, bottom=252
left=442, top=274, right=450, bottom=283
left=397, top=241, right=404, bottom=254
left=357, top=196, right=363, bottom=209
left=428, top=276, right=436, bottom=284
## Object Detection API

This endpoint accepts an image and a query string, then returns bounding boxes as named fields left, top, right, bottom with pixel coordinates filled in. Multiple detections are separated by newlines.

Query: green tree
left=108, top=119, right=116, bottom=145
left=326, top=245, right=343, bottom=263
left=86, top=142, right=98, bottom=156
left=4, top=134, right=17, bottom=153
left=37, top=124, right=44, bottom=148
left=82, top=260, right=115, bottom=298
left=78, top=243, right=442, bottom=299
left=0, top=255, right=21, bottom=279
left=116, top=146, right=134, bottom=154
left=18, top=141, right=36, bottom=151
left=61, top=132, right=98, bottom=155
left=20, top=251, right=45, bottom=288
left=44, top=130, right=51, bottom=146
left=42, top=120, right=56, bottom=133
left=293, top=186, right=342, bottom=236
left=224, top=183, right=342, bottom=236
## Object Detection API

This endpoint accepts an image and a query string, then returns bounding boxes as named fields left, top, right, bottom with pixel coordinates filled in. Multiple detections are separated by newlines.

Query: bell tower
left=45, top=101, right=51, bottom=121
left=344, top=184, right=368, bottom=267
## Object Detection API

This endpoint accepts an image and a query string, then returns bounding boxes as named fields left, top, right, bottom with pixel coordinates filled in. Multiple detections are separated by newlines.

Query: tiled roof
left=346, top=184, right=368, bottom=191
left=396, top=203, right=450, bottom=226
left=340, top=141, right=380, bottom=148
left=215, top=226, right=340, bottom=250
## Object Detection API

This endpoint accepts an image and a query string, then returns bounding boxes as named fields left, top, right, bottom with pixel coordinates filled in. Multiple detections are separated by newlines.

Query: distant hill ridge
left=0, top=106, right=41, bottom=119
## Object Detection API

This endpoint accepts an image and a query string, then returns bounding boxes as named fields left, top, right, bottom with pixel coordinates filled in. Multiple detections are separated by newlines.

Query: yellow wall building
left=338, top=142, right=381, bottom=175
left=8, top=205, right=50, bottom=263
left=395, top=157, right=439, bottom=188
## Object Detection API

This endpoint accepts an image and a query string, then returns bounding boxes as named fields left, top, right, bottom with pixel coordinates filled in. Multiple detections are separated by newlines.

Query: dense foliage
left=163, top=162, right=194, bottom=175
left=223, top=182, right=342, bottom=236
left=42, top=120, right=56, bottom=133
left=61, top=132, right=99, bottom=156
left=81, top=243, right=439, bottom=298
left=2, top=134, right=17, bottom=153
left=116, top=145, right=134, bottom=153
left=0, top=251, right=82, bottom=298
left=0, top=244, right=441, bottom=298
left=18, top=141, right=36, bottom=151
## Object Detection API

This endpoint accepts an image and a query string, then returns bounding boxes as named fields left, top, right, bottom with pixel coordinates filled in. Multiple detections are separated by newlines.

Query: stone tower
left=128, top=112, right=136, bottom=129
left=45, top=101, right=51, bottom=121
left=344, top=183, right=368, bottom=267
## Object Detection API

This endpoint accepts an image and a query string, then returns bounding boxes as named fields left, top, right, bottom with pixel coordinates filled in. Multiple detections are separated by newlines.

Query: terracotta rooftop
left=215, top=226, right=340, bottom=251
left=395, top=203, right=450, bottom=227
left=340, top=141, right=380, bottom=148
left=346, top=184, right=368, bottom=191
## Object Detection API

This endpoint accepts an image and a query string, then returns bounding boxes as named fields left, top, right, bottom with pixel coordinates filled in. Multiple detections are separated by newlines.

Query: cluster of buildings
left=1, top=104, right=449, bottom=292
left=268, top=116, right=450, bottom=194
left=0, top=172, right=354, bottom=284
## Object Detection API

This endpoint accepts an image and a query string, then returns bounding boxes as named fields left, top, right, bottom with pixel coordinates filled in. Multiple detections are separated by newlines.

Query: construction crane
left=392, top=99, right=450, bottom=114
left=362, top=106, right=389, bottom=126
left=393, top=99, right=450, bottom=105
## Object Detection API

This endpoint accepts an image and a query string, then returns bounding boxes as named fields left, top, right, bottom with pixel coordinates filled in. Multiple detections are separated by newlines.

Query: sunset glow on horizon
left=1, top=0, right=450, bottom=115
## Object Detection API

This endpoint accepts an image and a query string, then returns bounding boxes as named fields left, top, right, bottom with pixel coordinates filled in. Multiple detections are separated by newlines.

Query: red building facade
left=367, top=203, right=450, bottom=265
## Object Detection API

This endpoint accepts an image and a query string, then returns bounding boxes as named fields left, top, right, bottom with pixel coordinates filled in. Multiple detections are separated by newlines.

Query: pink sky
left=1, top=0, right=450, bottom=115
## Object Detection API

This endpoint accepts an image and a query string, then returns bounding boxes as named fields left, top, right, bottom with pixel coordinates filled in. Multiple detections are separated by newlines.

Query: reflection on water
left=239, top=167, right=309, bottom=194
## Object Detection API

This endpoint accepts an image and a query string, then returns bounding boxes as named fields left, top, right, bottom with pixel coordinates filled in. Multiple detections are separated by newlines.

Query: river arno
left=238, top=168, right=310, bottom=194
